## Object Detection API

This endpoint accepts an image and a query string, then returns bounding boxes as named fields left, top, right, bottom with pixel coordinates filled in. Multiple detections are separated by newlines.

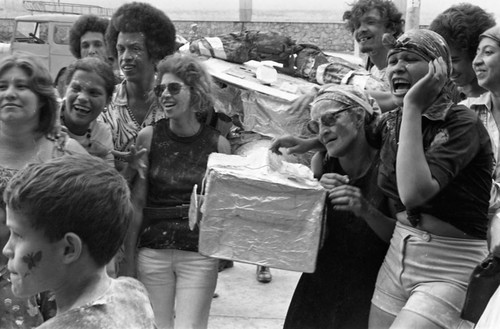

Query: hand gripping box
left=197, top=151, right=326, bottom=273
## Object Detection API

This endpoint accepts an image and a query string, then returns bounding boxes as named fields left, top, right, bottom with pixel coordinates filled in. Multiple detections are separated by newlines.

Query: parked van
left=10, top=14, right=78, bottom=80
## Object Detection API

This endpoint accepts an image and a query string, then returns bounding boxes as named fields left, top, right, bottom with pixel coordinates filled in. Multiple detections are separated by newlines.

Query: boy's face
left=2, top=207, right=64, bottom=297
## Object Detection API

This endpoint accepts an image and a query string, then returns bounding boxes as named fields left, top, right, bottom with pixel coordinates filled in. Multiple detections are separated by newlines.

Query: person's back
left=37, top=277, right=155, bottom=329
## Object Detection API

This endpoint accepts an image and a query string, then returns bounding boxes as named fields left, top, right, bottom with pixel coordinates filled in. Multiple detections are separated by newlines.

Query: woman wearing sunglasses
left=125, top=53, right=230, bottom=329
left=276, top=30, right=493, bottom=329
left=284, top=85, right=395, bottom=329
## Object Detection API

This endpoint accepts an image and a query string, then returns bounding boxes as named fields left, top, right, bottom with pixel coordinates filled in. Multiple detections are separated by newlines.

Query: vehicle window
left=14, top=21, right=48, bottom=44
left=54, top=24, right=70, bottom=45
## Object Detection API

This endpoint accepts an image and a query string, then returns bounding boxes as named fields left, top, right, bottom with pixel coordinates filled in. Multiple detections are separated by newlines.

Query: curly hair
left=155, top=53, right=213, bottom=118
left=429, top=4, right=496, bottom=61
left=69, top=15, right=109, bottom=59
left=64, top=57, right=115, bottom=102
left=0, top=54, right=58, bottom=135
left=106, top=2, right=176, bottom=63
left=343, top=0, right=404, bottom=37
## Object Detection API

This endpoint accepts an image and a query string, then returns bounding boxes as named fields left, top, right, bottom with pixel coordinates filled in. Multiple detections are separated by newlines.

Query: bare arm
left=119, top=126, right=152, bottom=277
left=396, top=58, right=446, bottom=208
left=489, top=210, right=500, bottom=257
left=368, top=90, right=397, bottom=113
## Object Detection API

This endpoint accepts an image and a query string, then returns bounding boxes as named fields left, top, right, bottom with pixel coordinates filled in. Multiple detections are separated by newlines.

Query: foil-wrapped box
left=198, top=151, right=326, bottom=273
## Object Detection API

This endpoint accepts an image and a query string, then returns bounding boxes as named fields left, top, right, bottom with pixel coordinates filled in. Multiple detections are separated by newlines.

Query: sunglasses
left=307, top=107, right=353, bottom=134
left=153, top=82, right=184, bottom=97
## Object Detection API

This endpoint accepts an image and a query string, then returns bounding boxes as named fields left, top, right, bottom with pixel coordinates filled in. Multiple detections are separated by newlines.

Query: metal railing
left=22, top=1, right=114, bottom=16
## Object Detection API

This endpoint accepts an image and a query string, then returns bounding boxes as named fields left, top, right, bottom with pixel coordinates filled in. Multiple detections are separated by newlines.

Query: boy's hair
left=106, top=1, right=176, bottom=62
left=69, top=14, right=109, bottom=59
left=155, top=53, right=213, bottom=117
left=64, top=57, right=115, bottom=101
left=0, top=54, right=58, bottom=136
left=429, top=3, right=496, bottom=61
left=4, top=154, right=132, bottom=267
left=343, top=0, right=404, bottom=38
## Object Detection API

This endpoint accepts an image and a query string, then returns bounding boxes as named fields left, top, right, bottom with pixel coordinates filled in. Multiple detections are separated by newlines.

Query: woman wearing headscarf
left=283, top=85, right=394, bottom=329
left=369, top=29, right=493, bottom=329
left=466, top=26, right=500, bottom=327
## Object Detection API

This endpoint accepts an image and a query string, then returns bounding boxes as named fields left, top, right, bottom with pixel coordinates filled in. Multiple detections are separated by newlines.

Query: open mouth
left=161, top=100, right=176, bottom=109
left=73, top=104, right=91, bottom=115
left=392, top=78, right=411, bottom=95
left=121, top=64, right=135, bottom=72
left=358, top=36, right=371, bottom=44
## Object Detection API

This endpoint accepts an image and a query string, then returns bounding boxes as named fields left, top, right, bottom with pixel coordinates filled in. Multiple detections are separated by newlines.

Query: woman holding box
left=284, top=85, right=394, bottom=329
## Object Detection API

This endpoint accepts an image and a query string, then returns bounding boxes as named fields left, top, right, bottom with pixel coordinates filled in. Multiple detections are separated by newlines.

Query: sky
left=10, top=0, right=500, bottom=25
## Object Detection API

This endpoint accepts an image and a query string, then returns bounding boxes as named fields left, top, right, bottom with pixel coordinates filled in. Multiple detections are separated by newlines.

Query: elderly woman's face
left=387, top=50, right=429, bottom=106
left=0, top=67, right=42, bottom=126
left=80, top=31, right=107, bottom=61
left=473, top=38, right=500, bottom=91
left=310, top=100, right=359, bottom=158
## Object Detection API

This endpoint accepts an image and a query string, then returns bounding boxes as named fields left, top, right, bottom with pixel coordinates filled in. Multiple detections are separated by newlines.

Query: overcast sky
left=35, top=0, right=500, bottom=25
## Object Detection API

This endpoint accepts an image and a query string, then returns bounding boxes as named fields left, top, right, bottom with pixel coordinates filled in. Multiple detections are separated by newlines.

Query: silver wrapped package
left=198, top=151, right=326, bottom=273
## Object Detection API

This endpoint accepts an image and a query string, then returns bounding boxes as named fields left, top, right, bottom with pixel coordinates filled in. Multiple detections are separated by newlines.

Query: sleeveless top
left=138, top=119, right=220, bottom=250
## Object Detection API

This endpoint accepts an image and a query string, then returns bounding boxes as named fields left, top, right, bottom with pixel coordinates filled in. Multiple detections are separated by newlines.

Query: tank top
left=138, top=119, right=220, bottom=250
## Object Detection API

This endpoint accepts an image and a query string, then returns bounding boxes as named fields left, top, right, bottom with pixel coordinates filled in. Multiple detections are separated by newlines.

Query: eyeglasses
left=153, top=82, right=184, bottom=97
left=307, top=107, right=353, bottom=134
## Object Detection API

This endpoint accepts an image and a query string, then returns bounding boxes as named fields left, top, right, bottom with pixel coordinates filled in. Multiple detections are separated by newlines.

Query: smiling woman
left=61, top=57, right=116, bottom=166
left=0, top=53, right=87, bottom=328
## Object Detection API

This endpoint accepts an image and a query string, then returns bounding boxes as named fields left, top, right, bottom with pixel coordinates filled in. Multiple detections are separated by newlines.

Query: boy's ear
left=60, top=232, right=83, bottom=264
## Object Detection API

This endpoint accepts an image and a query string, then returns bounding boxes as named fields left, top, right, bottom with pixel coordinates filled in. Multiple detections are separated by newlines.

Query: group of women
left=0, top=2, right=227, bottom=329
left=2, top=1, right=500, bottom=329
left=275, top=5, right=500, bottom=329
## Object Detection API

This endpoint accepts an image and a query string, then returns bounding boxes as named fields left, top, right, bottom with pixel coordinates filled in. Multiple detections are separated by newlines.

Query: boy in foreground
left=2, top=154, right=156, bottom=329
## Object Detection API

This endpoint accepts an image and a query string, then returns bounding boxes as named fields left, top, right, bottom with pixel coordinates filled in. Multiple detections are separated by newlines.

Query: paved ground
left=208, top=262, right=301, bottom=329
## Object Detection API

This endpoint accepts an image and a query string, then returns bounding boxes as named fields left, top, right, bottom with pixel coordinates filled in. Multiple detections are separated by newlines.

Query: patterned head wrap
left=384, top=29, right=452, bottom=76
left=479, top=25, right=500, bottom=44
left=311, top=84, right=374, bottom=114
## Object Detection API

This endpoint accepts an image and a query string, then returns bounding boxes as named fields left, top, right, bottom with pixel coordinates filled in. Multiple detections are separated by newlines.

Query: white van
left=10, top=14, right=79, bottom=80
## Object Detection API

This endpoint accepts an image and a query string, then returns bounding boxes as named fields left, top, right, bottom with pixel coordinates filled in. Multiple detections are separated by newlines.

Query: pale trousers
left=137, top=248, right=218, bottom=329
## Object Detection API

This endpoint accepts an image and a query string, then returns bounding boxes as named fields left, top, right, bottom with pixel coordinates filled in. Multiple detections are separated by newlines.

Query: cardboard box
left=198, top=152, right=326, bottom=273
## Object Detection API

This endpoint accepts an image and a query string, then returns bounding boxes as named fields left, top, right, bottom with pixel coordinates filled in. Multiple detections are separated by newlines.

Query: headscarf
left=311, top=84, right=374, bottom=114
left=383, top=29, right=452, bottom=76
left=480, top=25, right=500, bottom=44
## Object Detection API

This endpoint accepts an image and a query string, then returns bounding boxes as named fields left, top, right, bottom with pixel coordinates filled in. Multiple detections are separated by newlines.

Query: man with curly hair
left=69, top=14, right=110, bottom=62
left=55, top=15, right=113, bottom=97
left=343, top=0, right=404, bottom=83
left=99, top=1, right=176, bottom=172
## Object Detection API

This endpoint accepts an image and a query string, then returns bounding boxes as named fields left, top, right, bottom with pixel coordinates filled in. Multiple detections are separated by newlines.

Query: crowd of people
left=0, top=0, right=500, bottom=328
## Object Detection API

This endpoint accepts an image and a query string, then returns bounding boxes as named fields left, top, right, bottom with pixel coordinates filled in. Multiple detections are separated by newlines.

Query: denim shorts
left=372, top=222, right=488, bottom=329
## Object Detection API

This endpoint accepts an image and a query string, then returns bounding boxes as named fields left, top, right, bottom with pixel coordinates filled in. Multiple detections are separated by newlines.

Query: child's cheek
left=20, top=250, right=43, bottom=277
